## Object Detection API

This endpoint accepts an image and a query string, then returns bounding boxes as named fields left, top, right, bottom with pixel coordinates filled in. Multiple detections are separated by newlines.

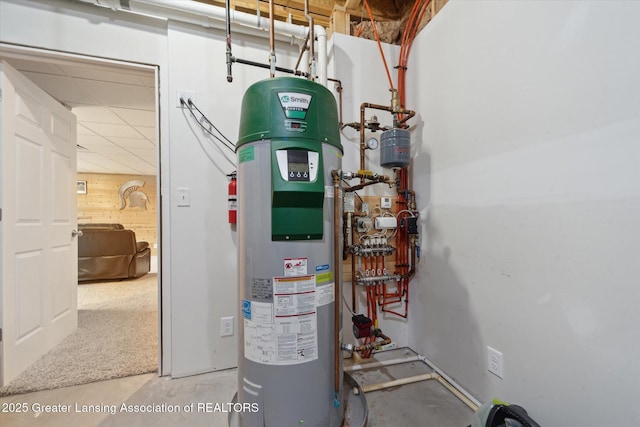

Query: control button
left=297, top=172, right=301, bottom=177
left=303, top=172, right=308, bottom=178
left=290, top=171, right=294, bottom=177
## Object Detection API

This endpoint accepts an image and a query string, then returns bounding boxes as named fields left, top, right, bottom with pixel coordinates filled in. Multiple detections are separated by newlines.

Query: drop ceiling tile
left=107, top=137, right=155, bottom=149
left=21, top=72, right=98, bottom=105
left=78, top=153, right=125, bottom=172
left=135, top=164, right=158, bottom=176
left=89, top=144, right=132, bottom=156
left=58, top=64, right=151, bottom=86
left=77, top=124, right=97, bottom=136
left=107, top=155, right=154, bottom=172
left=135, top=126, right=156, bottom=141
left=72, top=105, right=126, bottom=124
left=77, top=134, right=112, bottom=148
left=81, top=80, right=154, bottom=110
left=82, top=122, right=143, bottom=138
left=77, top=158, right=119, bottom=174
left=125, top=147, right=157, bottom=166
left=6, top=58, right=66, bottom=75
left=5, top=55, right=159, bottom=176
left=125, top=147, right=156, bottom=157
left=111, top=107, right=155, bottom=127
left=140, top=76, right=156, bottom=88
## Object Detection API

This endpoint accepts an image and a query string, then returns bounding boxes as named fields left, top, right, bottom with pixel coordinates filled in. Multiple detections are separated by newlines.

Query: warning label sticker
left=283, top=258, right=307, bottom=277
left=243, top=275, right=319, bottom=365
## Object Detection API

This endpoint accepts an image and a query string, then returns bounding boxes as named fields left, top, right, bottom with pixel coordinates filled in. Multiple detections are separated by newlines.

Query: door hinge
left=0, top=328, right=3, bottom=342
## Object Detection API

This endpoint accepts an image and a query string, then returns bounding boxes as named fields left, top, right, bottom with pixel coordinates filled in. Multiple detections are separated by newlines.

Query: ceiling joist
left=195, top=1, right=448, bottom=44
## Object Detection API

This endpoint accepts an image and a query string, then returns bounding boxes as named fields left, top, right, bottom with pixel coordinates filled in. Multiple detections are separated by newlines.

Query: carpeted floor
left=0, top=274, right=158, bottom=396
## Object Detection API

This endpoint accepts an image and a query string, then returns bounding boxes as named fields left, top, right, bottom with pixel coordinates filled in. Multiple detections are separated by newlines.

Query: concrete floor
left=0, top=349, right=474, bottom=427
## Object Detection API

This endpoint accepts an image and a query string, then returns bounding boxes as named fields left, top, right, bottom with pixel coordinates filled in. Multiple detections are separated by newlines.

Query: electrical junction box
left=407, top=216, right=418, bottom=235
left=375, top=216, right=397, bottom=230
left=381, top=197, right=392, bottom=209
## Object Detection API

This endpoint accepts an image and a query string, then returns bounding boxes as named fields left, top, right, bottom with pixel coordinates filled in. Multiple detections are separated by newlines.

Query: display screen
left=287, top=150, right=310, bottom=181
left=289, top=162, right=309, bottom=173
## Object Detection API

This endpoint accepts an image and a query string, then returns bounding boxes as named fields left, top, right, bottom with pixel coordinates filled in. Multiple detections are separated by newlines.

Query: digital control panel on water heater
left=275, top=149, right=319, bottom=182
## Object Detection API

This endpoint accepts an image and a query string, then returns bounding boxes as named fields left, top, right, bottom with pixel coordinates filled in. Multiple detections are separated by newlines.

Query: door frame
left=0, top=43, right=165, bottom=376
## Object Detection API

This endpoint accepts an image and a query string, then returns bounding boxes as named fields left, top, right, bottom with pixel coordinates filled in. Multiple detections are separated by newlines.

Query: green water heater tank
left=236, top=77, right=342, bottom=241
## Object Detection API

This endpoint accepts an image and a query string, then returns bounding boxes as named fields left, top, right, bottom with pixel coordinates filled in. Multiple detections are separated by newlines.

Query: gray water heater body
left=380, top=128, right=411, bottom=168
left=235, top=77, right=344, bottom=427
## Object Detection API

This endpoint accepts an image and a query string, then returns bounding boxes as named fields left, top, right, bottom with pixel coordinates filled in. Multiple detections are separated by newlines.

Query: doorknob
left=72, top=229, right=84, bottom=238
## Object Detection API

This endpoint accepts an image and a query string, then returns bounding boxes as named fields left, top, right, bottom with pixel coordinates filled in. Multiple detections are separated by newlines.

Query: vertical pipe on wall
left=315, top=25, right=327, bottom=85
left=225, top=0, right=233, bottom=82
left=304, top=0, right=315, bottom=80
left=77, top=1, right=332, bottom=86
left=268, top=0, right=276, bottom=78
left=332, top=170, right=342, bottom=396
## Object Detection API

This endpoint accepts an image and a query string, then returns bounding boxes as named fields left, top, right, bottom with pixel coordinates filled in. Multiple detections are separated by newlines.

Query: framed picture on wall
left=77, top=180, right=87, bottom=194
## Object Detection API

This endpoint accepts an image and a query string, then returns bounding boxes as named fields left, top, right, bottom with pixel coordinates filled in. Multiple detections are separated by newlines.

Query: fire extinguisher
left=227, top=171, right=237, bottom=224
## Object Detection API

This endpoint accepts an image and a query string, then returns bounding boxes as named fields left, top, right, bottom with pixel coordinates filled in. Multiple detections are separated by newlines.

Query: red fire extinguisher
left=228, top=172, right=237, bottom=224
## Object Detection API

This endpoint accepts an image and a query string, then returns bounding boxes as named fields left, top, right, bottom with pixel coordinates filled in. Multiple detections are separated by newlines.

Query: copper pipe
left=397, top=109, right=416, bottom=125
left=344, top=175, right=390, bottom=192
left=327, top=78, right=343, bottom=127
left=359, top=102, right=416, bottom=172
left=332, top=170, right=341, bottom=395
left=225, top=0, right=233, bottom=82
left=269, top=0, right=275, bottom=78
left=294, top=30, right=310, bottom=72
left=351, top=243, right=356, bottom=310
left=359, top=103, right=367, bottom=171
left=353, top=330, right=392, bottom=352
left=304, top=0, right=314, bottom=80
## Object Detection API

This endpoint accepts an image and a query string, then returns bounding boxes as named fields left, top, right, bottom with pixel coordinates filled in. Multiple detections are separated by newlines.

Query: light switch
left=177, top=188, right=190, bottom=207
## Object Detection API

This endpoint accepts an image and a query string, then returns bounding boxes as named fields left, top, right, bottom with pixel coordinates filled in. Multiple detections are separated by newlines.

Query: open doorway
left=0, top=46, right=161, bottom=395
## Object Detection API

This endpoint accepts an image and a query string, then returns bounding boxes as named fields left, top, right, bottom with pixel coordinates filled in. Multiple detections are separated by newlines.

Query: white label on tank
left=244, top=319, right=276, bottom=364
left=251, top=301, right=274, bottom=323
left=316, top=282, right=334, bottom=307
left=272, top=275, right=318, bottom=364
left=244, top=301, right=277, bottom=364
left=284, top=258, right=307, bottom=276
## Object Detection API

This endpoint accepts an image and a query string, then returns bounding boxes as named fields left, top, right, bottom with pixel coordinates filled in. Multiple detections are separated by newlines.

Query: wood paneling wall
left=77, top=173, right=158, bottom=255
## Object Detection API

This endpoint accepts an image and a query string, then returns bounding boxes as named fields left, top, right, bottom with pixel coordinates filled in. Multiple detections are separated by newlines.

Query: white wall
left=166, top=21, right=302, bottom=376
left=0, top=0, right=305, bottom=377
left=408, top=1, right=640, bottom=425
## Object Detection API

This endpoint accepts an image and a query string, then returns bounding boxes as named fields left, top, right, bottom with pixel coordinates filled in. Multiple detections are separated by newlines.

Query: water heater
left=234, top=77, right=344, bottom=426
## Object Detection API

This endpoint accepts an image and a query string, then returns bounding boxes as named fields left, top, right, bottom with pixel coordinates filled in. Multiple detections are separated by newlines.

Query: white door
left=0, top=61, right=78, bottom=386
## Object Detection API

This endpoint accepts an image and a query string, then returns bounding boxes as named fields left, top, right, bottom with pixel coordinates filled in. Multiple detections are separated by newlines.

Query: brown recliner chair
left=78, top=224, right=151, bottom=282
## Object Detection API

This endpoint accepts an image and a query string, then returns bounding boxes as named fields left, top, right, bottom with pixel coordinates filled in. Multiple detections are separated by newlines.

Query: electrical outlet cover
left=487, top=346, right=503, bottom=379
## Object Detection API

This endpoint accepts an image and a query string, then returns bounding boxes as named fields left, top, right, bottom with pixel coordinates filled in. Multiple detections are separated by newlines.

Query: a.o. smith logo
left=278, top=92, right=312, bottom=119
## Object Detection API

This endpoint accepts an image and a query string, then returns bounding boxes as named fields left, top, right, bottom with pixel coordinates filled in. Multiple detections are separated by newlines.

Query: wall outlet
left=177, top=90, right=197, bottom=108
left=381, top=197, right=392, bottom=209
left=221, top=316, right=234, bottom=337
left=487, top=346, right=503, bottom=378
